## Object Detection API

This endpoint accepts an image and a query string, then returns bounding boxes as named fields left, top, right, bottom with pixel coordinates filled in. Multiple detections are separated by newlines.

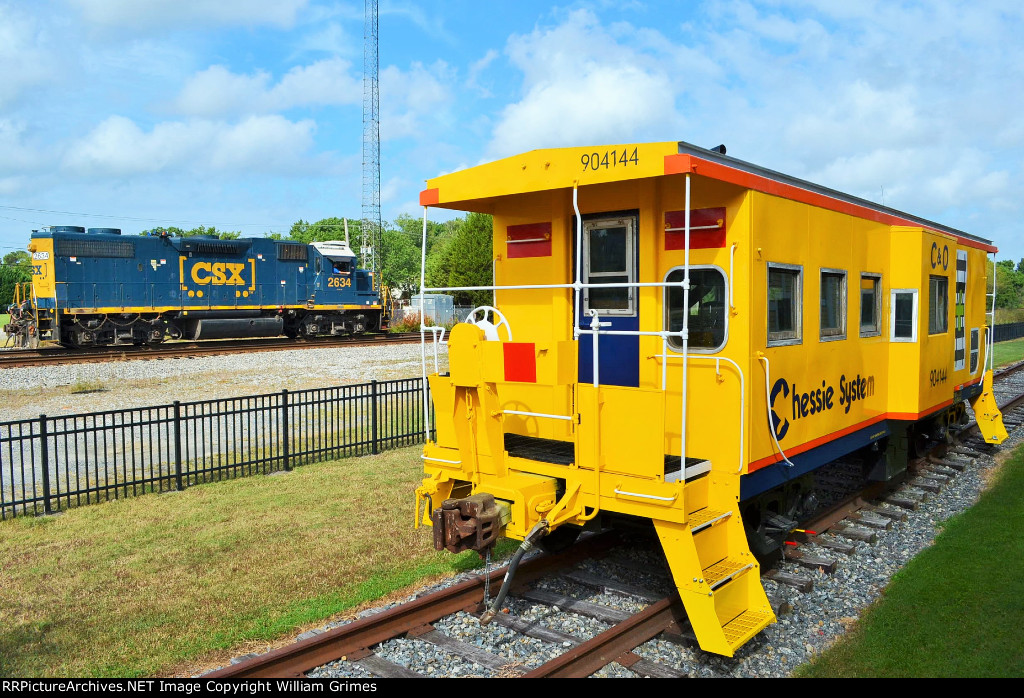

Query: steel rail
left=522, top=596, right=684, bottom=678
left=0, top=333, right=421, bottom=369
left=207, top=532, right=620, bottom=679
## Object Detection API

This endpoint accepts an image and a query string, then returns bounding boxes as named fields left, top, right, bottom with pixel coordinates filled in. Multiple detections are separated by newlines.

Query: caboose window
left=820, top=269, right=847, bottom=341
left=583, top=215, right=636, bottom=316
left=929, top=275, right=949, bottom=334
left=665, top=266, right=727, bottom=352
left=860, top=274, right=882, bottom=337
left=891, top=289, right=918, bottom=342
left=767, top=263, right=802, bottom=346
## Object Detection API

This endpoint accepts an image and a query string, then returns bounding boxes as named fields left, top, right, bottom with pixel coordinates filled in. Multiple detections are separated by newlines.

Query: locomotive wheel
left=536, top=525, right=581, bottom=554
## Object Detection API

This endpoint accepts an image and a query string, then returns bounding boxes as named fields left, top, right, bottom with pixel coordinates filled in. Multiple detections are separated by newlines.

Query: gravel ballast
left=304, top=424, right=1021, bottom=679
left=0, top=342, right=446, bottom=422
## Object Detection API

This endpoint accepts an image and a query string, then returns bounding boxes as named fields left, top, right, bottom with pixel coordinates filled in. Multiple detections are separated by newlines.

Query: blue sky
left=1, top=0, right=1022, bottom=263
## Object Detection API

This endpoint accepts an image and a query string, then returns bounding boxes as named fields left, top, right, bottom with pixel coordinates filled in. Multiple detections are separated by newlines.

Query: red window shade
left=503, top=343, right=537, bottom=383
left=507, top=222, right=552, bottom=258
left=664, top=207, right=726, bottom=250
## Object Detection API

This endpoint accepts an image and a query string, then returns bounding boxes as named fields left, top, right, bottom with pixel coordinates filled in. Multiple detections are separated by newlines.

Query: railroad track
left=0, top=333, right=423, bottom=368
left=206, top=361, right=1024, bottom=679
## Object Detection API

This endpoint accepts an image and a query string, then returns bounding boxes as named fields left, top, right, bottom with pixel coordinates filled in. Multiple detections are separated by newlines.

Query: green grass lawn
left=0, top=446, right=514, bottom=678
left=798, top=445, right=1024, bottom=677
left=994, top=337, right=1024, bottom=368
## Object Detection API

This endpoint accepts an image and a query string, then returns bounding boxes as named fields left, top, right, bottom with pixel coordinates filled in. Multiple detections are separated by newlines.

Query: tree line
left=2, top=214, right=494, bottom=308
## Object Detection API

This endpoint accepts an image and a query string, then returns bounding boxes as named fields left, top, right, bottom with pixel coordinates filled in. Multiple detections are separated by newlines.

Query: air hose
left=479, top=520, right=549, bottom=625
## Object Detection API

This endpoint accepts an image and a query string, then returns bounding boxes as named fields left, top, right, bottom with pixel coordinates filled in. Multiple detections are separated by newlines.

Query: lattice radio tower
left=361, top=0, right=380, bottom=275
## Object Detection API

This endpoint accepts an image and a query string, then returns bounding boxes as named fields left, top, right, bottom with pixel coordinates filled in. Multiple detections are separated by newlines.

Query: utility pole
left=361, top=0, right=380, bottom=275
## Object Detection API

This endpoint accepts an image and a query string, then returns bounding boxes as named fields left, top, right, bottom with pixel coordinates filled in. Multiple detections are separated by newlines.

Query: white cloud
left=174, top=58, right=362, bottom=117
left=380, top=61, right=453, bottom=141
left=478, top=3, right=1024, bottom=261
left=62, top=115, right=317, bottom=176
left=0, top=5, right=59, bottom=107
left=488, top=10, right=678, bottom=157
left=67, top=0, right=308, bottom=29
left=465, top=50, right=498, bottom=97
left=0, top=119, right=47, bottom=176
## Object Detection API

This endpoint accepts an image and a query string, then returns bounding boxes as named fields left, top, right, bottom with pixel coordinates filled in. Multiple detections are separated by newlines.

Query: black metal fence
left=994, top=322, right=1024, bottom=343
left=1, top=378, right=431, bottom=520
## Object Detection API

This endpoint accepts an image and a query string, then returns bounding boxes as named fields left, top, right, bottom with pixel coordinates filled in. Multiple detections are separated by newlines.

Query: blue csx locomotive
left=5, top=225, right=388, bottom=347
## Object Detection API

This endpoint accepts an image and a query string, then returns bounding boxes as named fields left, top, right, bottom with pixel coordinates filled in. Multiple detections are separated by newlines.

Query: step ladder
left=969, top=370, right=1007, bottom=444
left=973, top=276, right=1007, bottom=444
left=654, top=474, right=775, bottom=656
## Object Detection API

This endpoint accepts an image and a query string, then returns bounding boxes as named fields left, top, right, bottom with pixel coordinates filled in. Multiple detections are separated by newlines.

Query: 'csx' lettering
left=190, top=262, right=247, bottom=285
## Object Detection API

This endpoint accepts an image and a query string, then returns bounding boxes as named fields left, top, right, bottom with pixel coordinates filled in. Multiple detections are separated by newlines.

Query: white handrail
left=681, top=173, right=691, bottom=471
left=503, top=410, right=574, bottom=421
left=757, top=353, right=795, bottom=468
left=420, top=206, right=430, bottom=442
left=650, top=353, right=746, bottom=473
left=421, top=455, right=462, bottom=465
left=614, top=488, right=677, bottom=502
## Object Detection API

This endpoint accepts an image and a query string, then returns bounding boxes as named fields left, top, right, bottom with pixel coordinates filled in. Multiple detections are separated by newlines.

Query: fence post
left=282, top=389, right=291, bottom=471
left=173, top=401, right=183, bottom=491
left=371, top=380, right=379, bottom=455
left=38, top=414, right=52, bottom=515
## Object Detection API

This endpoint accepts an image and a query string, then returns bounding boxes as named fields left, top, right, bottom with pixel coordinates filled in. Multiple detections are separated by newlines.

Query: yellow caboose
left=414, top=140, right=1005, bottom=656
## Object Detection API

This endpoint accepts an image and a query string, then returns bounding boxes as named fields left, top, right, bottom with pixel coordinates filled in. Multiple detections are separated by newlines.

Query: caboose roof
left=420, top=140, right=996, bottom=253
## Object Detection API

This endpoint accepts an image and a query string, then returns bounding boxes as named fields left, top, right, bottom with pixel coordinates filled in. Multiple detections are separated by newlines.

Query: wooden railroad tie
left=783, top=549, right=838, bottom=574
left=867, top=505, right=908, bottom=522
left=928, top=457, right=967, bottom=472
left=806, top=536, right=857, bottom=555
left=909, top=478, right=942, bottom=494
left=885, top=495, right=919, bottom=511
left=764, top=569, right=814, bottom=592
left=847, top=512, right=892, bottom=530
left=829, top=523, right=878, bottom=544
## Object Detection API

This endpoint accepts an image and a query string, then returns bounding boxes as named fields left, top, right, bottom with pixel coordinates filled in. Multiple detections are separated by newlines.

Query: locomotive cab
left=414, top=140, right=1004, bottom=657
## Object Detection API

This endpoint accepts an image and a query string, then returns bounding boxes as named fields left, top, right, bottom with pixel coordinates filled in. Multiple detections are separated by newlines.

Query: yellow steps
left=722, top=609, right=774, bottom=647
left=654, top=493, right=775, bottom=656
left=969, top=371, right=1008, bottom=445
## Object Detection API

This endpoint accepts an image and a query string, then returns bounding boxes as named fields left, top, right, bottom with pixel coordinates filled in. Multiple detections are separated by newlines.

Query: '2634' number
left=581, top=147, right=638, bottom=172
left=328, top=276, right=352, bottom=288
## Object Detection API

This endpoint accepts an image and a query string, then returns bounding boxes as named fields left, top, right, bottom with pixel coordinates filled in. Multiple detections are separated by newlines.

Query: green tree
left=989, top=259, right=1024, bottom=310
left=289, top=217, right=360, bottom=244
left=3, top=250, right=31, bottom=273
left=392, top=213, right=451, bottom=257
left=425, top=213, right=493, bottom=306
left=1, top=264, right=32, bottom=308
left=139, top=226, right=241, bottom=239
left=378, top=228, right=420, bottom=294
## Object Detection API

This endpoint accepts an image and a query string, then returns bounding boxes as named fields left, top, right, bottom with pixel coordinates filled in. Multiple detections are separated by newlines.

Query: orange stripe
left=420, top=188, right=440, bottom=206
left=664, top=154, right=998, bottom=253
left=749, top=414, right=888, bottom=471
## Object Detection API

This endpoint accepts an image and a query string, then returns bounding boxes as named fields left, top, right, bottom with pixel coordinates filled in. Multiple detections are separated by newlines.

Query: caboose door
left=575, top=212, right=640, bottom=388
